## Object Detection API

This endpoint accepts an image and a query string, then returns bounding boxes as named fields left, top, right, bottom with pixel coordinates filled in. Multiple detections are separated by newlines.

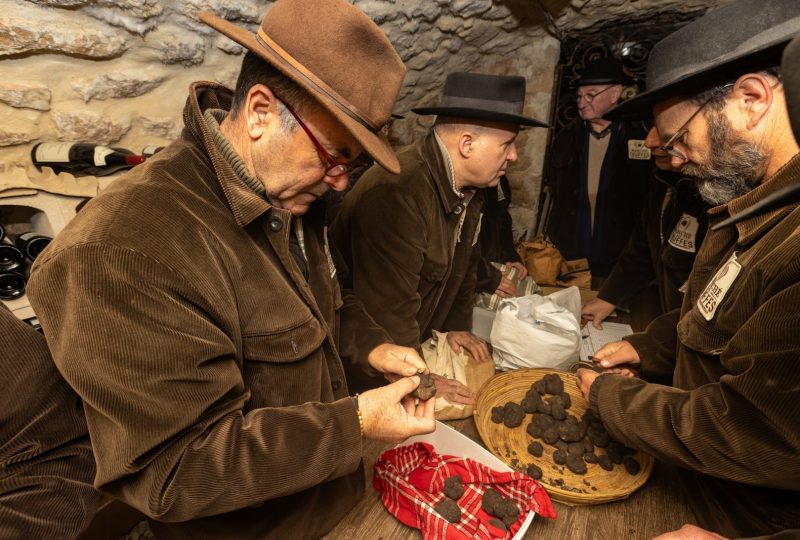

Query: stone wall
left=0, top=0, right=726, bottom=241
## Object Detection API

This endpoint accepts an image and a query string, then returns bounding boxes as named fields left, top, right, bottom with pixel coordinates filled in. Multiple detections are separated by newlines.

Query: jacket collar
left=709, top=153, right=800, bottom=245
left=183, top=81, right=276, bottom=228
left=420, top=130, right=469, bottom=216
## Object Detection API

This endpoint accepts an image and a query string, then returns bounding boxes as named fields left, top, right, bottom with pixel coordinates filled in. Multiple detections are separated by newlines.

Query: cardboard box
left=400, top=421, right=535, bottom=539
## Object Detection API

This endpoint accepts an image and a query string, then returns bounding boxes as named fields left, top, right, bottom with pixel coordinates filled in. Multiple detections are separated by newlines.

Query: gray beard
left=682, top=111, right=768, bottom=206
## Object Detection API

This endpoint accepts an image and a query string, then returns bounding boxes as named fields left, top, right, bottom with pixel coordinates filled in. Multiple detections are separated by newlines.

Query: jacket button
left=453, top=205, right=463, bottom=215
left=268, top=217, right=283, bottom=232
left=331, top=380, right=342, bottom=391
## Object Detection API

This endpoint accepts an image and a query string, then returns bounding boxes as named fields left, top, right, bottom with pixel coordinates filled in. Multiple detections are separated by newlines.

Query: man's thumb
left=391, top=375, right=420, bottom=398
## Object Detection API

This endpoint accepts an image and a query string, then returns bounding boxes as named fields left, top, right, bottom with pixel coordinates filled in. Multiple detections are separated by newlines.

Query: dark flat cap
left=412, top=72, right=548, bottom=128
left=607, top=0, right=800, bottom=120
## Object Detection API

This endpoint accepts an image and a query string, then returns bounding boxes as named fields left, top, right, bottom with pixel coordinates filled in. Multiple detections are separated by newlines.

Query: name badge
left=697, top=253, right=741, bottom=321
left=668, top=213, right=700, bottom=253
left=628, top=139, right=651, bottom=160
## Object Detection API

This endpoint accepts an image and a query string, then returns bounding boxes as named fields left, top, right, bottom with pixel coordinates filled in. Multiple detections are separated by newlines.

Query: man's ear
left=734, top=73, right=774, bottom=130
left=245, top=84, right=276, bottom=140
left=457, top=130, right=475, bottom=159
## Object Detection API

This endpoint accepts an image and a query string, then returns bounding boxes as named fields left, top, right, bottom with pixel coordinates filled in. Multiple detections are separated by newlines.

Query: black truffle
left=521, top=395, right=540, bottom=414
left=543, top=373, right=564, bottom=395
left=435, top=497, right=461, bottom=523
left=482, top=487, right=504, bottom=515
left=527, top=441, right=543, bottom=457
left=553, top=449, right=567, bottom=465
left=606, top=441, right=624, bottom=465
left=566, top=454, right=588, bottom=475
left=503, top=402, right=525, bottom=428
left=559, top=392, right=572, bottom=409
left=495, top=498, right=520, bottom=527
left=598, top=454, right=613, bottom=471
left=532, top=380, right=547, bottom=394
left=443, top=475, right=464, bottom=500
left=526, top=463, right=543, bottom=480
left=491, top=406, right=505, bottom=424
left=583, top=452, right=598, bottom=464
left=623, top=456, right=641, bottom=475
left=542, top=426, right=560, bottom=445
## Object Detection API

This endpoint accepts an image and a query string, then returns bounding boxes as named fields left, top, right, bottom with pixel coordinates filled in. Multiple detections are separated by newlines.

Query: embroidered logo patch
left=697, top=253, right=741, bottom=321
left=668, top=213, right=700, bottom=253
left=628, top=139, right=651, bottom=160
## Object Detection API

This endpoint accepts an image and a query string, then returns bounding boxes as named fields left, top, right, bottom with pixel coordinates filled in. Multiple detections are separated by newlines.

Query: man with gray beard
left=574, top=1, right=800, bottom=537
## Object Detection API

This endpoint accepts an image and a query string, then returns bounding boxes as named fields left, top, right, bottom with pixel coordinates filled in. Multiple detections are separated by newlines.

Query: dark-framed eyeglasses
left=659, top=83, right=734, bottom=161
left=576, top=85, right=614, bottom=104
left=275, top=95, right=366, bottom=178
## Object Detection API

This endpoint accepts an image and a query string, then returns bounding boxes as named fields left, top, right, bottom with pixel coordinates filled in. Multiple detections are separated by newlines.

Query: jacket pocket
left=677, top=307, right=732, bottom=356
left=243, top=315, right=327, bottom=363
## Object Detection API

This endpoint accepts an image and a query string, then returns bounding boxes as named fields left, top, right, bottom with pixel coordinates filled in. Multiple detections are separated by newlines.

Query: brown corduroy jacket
left=331, top=132, right=483, bottom=356
left=590, top=155, right=800, bottom=537
left=0, top=304, right=100, bottom=539
left=27, top=82, right=391, bottom=540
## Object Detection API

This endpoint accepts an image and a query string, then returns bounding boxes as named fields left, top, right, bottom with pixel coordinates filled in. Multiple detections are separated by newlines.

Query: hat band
left=256, top=27, right=382, bottom=131
left=440, top=95, right=524, bottom=115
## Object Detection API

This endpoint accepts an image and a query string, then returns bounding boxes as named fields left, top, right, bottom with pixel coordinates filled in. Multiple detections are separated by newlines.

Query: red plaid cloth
left=374, top=442, right=556, bottom=540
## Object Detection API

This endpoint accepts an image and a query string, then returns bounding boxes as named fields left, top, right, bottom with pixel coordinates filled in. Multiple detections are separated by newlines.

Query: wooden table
left=324, top=418, right=698, bottom=539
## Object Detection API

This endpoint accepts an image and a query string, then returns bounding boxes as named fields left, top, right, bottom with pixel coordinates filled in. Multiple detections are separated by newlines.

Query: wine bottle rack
left=0, top=192, right=85, bottom=322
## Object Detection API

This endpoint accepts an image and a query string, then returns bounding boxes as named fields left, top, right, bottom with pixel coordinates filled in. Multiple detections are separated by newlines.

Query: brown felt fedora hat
left=198, top=0, right=406, bottom=174
left=607, top=0, right=800, bottom=120
left=411, top=72, right=548, bottom=128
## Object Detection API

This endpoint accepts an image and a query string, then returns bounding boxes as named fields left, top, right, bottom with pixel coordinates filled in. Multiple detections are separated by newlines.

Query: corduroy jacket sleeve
left=624, top=308, right=681, bottom=383
left=591, top=283, right=800, bottom=489
left=27, top=243, right=363, bottom=522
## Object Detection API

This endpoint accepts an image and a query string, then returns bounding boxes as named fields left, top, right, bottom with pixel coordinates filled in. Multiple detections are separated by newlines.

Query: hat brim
left=410, top=106, right=549, bottom=128
left=605, top=41, right=791, bottom=121
left=198, top=12, right=400, bottom=174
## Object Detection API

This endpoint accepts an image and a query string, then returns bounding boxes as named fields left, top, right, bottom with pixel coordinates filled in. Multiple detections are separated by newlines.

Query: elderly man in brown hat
left=331, top=72, right=547, bottom=400
left=545, top=57, right=652, bottom=288
left=26, top=0, right=437, bottom=538
left=575, top=1, right=800, bottom=537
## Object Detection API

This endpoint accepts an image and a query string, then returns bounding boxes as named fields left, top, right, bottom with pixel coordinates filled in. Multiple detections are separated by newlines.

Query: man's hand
left=505, top=261, right=527, bottom=280
left=368, top=344, right=428, bottom=380
left=593, top=340, right=641, bottom=370
left=359, top=376, right=436, bottom=442
left=430, top=373, right=476, bottom=405
left=494, top=276, right=517, bottom=298
left=581, top=298, right=616, bottom=329
left=653, top=524, right=728, bottom=540
left=575, top=368, right=600, bottom=402
left=446, top=331, right=492, bottom=363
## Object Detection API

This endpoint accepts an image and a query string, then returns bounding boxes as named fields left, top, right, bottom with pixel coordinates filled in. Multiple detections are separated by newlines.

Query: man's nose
left=325, top=173, right=350, bottom=192
left=507, top=143, right=518, bottom=162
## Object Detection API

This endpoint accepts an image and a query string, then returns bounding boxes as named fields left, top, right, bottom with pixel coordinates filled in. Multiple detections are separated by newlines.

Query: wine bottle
left=31, top=142, right=146, bottom=177
left=14, top=231, right=52, bottom=261
left=0, top=270, right=26, bottom=300
left=0, top=242, right=24, bottom=272
left=142, top=145, right=165, bottom=157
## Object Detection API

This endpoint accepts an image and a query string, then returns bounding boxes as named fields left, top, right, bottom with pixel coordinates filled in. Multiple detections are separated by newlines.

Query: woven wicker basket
left=474, top=368, right=653, bottom=505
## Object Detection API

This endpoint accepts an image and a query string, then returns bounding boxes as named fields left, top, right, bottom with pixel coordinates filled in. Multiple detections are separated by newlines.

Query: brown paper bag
left=556, top=258, right=592, bottom=289
left=422, top=331, right=496, bottom=420
left=517, top=235, right=564, bottom=286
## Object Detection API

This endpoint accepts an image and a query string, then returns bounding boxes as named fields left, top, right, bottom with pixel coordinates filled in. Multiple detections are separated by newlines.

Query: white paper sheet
left=579, top=322, right=634, bottom=361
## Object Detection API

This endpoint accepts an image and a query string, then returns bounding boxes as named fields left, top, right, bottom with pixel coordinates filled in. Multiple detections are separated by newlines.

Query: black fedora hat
left=607, top=0, right=800, bottom=120
left=783, top=34, right=800, bottom=140
left=578, top=57, right=633, bottom=86
left=412, top=72, right=548, bottom=128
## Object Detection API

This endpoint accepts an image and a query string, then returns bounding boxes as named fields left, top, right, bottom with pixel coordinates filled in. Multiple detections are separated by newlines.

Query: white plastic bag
left=489, top=287, right=581, bottom=371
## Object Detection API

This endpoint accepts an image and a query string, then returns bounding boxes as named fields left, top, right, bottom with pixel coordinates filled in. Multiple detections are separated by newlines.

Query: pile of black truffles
left=481, top=487, right=520, bottom=531
left=490, top=373, right=641, bottom=483
left=434, top=475, right=464, bottom=523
